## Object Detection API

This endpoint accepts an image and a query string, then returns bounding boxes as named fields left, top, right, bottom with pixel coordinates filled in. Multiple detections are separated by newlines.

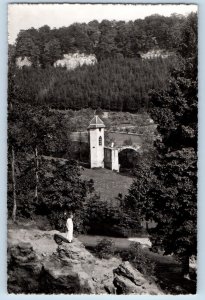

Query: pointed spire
left=88, top=115, right=105, bottom=129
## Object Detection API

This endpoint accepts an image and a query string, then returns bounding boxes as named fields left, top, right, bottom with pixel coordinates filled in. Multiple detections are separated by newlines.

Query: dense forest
left=12, top=14, right=186, bottom=64
left=8, top=13, right=188, bottom=111
left=12, top=57, right=174, bottom=111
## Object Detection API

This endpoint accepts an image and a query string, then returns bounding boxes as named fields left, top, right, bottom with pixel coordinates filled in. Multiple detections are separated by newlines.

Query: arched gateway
left=87, top=116, right=140, bottom=172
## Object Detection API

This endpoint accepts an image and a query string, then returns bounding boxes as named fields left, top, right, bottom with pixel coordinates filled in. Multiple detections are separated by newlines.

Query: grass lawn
left=81, top=167, right=133, bottom=205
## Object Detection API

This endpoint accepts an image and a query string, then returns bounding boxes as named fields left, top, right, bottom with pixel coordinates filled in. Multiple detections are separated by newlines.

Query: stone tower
left=87, top=116, right=105, bottom=168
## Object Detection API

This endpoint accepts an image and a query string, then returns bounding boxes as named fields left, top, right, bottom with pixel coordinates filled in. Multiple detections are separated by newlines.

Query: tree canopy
left=123, top=13, right=197, bottom=271
left=13, top=15, right=186, bottom=64
left=11, top=56, right=174, bottom=112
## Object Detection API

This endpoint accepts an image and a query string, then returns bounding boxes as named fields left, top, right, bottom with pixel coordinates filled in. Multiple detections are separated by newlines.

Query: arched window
left=99, top=136, right=102, bottom=146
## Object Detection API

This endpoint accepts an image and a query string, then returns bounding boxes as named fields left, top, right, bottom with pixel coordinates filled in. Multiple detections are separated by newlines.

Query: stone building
left=87, top=116, right=120, bottom=171
left=70, top=115, right=142, bottom=172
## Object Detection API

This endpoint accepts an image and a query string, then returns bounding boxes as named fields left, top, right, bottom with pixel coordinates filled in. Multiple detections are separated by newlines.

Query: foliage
left=124, top=13, right=197, bottom=268
left=7, top=153, right=94, bottom=230
left=120, top=242, right=155, bottom=276
left=7, top=152, right=35, bottom=218
left=7, top=97, right=94, bottom=227
left=36, top=158, right=94, bottom=230
left=13, top=15, right=186, bottom=64
left=15, top=30, right=40, bottom=67
left=83, top=196, right=143, bottom=237
left=12, top=56, right=173, bottom=112
left=8, top=100, right=73, bottom=157
left=94, top=238, right=115, bottom=259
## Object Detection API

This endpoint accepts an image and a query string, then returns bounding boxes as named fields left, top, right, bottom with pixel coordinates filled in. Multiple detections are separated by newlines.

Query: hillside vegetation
left=12, top=14, right=186, bottom=66
left=9, top=14, right=186, bottom=112
left=8, top=12, right=197, bottom=287
left=11, top=56, right=174, bottom=111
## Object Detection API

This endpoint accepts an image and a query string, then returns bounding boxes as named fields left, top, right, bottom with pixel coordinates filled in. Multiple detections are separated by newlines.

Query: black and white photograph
left=7, top=3, right=197, bottom=295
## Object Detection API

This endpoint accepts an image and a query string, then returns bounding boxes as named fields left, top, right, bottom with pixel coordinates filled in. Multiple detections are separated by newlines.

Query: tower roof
left=88, top=115, right=105, bottom=129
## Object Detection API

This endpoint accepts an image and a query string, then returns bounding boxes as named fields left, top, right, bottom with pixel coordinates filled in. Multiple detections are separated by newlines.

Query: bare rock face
left=7, top=231, right=97, bottom=294
left=54, top=53, right=97, bottom=70
left=113, top=261, right=163, bottom=295
left=8, top=242, right=43, bottom=293
left=8, top=229, right=163, bottom=295
left=39, top=256, right=95, bottom=294
left=16, top=57, right=32, bottom=68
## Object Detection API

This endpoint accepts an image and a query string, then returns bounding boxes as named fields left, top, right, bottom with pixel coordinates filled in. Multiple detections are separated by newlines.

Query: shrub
left=83, top=197, right=143, bottom=237
left=95, top=238, right=115, bottom=259
left=120, top=242, right=155, bottom=276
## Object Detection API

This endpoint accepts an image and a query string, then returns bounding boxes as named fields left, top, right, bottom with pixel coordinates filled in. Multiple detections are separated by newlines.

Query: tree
left=15, top=30, right=40, bottom=67
left=13, top=56, right=172, bottom=111
left=36, top=157, right=94, bottom=231
left=96, top=20, right=117, bottom=60
left=7, top=97, right=74, bottom=220
left=42, top=38, right=62, bottom=67
left=124, top=13, right=197, bottom=276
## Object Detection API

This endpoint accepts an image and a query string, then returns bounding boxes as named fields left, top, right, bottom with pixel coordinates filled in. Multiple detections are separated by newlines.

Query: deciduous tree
left=124, top=13, right=197, bottom=276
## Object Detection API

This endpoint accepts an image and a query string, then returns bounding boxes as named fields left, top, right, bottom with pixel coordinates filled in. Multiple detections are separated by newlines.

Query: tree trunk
left=11, top=147, right=17, bottom=223
left=34, top=147, right=39, bottom=201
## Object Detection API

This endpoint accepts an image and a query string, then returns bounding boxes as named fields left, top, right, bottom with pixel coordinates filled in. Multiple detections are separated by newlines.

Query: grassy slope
left=81, top=168, right=133, bottom=205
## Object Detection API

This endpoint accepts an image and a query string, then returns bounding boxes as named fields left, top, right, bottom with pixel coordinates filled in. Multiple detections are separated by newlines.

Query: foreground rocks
left=113, top=261, right=163, bottom=295
left=8, top=228, right=163, bottom=294
left=8, top=240, right=94, bottom=294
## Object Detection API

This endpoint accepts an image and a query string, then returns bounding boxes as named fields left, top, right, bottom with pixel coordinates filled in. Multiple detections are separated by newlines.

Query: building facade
left=87, top=116, right=120, bottom=172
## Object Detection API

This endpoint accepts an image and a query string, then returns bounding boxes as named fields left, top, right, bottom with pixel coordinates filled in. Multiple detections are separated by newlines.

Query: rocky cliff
left=54, top=53, right=97, bottom=70
left=8, top=228, right=163, bottom=295
left=16, top=53, right=97, bottom=70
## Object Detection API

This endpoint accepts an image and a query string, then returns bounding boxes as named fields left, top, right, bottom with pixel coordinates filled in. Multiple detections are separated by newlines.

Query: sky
left=8, top=3, right=198, bottom=44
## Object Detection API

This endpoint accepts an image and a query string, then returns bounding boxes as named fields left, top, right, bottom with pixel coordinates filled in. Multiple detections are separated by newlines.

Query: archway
left=118, top=148, right=139, bottom=172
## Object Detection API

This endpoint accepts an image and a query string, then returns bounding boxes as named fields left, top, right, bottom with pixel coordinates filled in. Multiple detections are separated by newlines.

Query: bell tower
left=88, top=116, right=105, bottom=168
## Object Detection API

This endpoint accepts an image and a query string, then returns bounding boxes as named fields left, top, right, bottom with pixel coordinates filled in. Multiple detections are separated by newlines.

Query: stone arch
left=118, top=146, right=140, bottom=153
left=118, top=147, right=139, bottom=171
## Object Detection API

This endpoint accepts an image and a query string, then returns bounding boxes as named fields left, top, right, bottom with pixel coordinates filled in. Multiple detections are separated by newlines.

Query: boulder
left=8, top=242, right=42, bottom=294
left=113, top=261, right=163, bottom=295
left=40, top=257, right=95, bottom=294
left=7, top=229, right=163, bottom=295
left=8, top=230, right=96, bottom=294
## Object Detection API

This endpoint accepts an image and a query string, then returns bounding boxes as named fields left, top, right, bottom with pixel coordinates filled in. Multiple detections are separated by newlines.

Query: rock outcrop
left=16, top=52, right=97, bottom=70
left=113, top=261, right=163, bottom=295
left=8, top=228, right=163, bottom=294
left=16, top=57, right=32, bottom=68
left=8, top=229, right=119, bottom=294
left=54, top=53, right=97, bottom=70
left=8, top=240, right=95, bottom=294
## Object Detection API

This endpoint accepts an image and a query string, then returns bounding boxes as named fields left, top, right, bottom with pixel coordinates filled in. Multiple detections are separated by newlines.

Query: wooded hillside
left=12, top=56, right=174, bottom=111
left=12, top=14, right=186, bottom=65
left=9, top=14, right=188, bottom=112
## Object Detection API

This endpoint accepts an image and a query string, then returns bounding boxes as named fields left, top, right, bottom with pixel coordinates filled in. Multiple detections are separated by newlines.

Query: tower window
left=99, top=128, right=101, bottom=132
left=99, top=136, right=102, bottom=146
